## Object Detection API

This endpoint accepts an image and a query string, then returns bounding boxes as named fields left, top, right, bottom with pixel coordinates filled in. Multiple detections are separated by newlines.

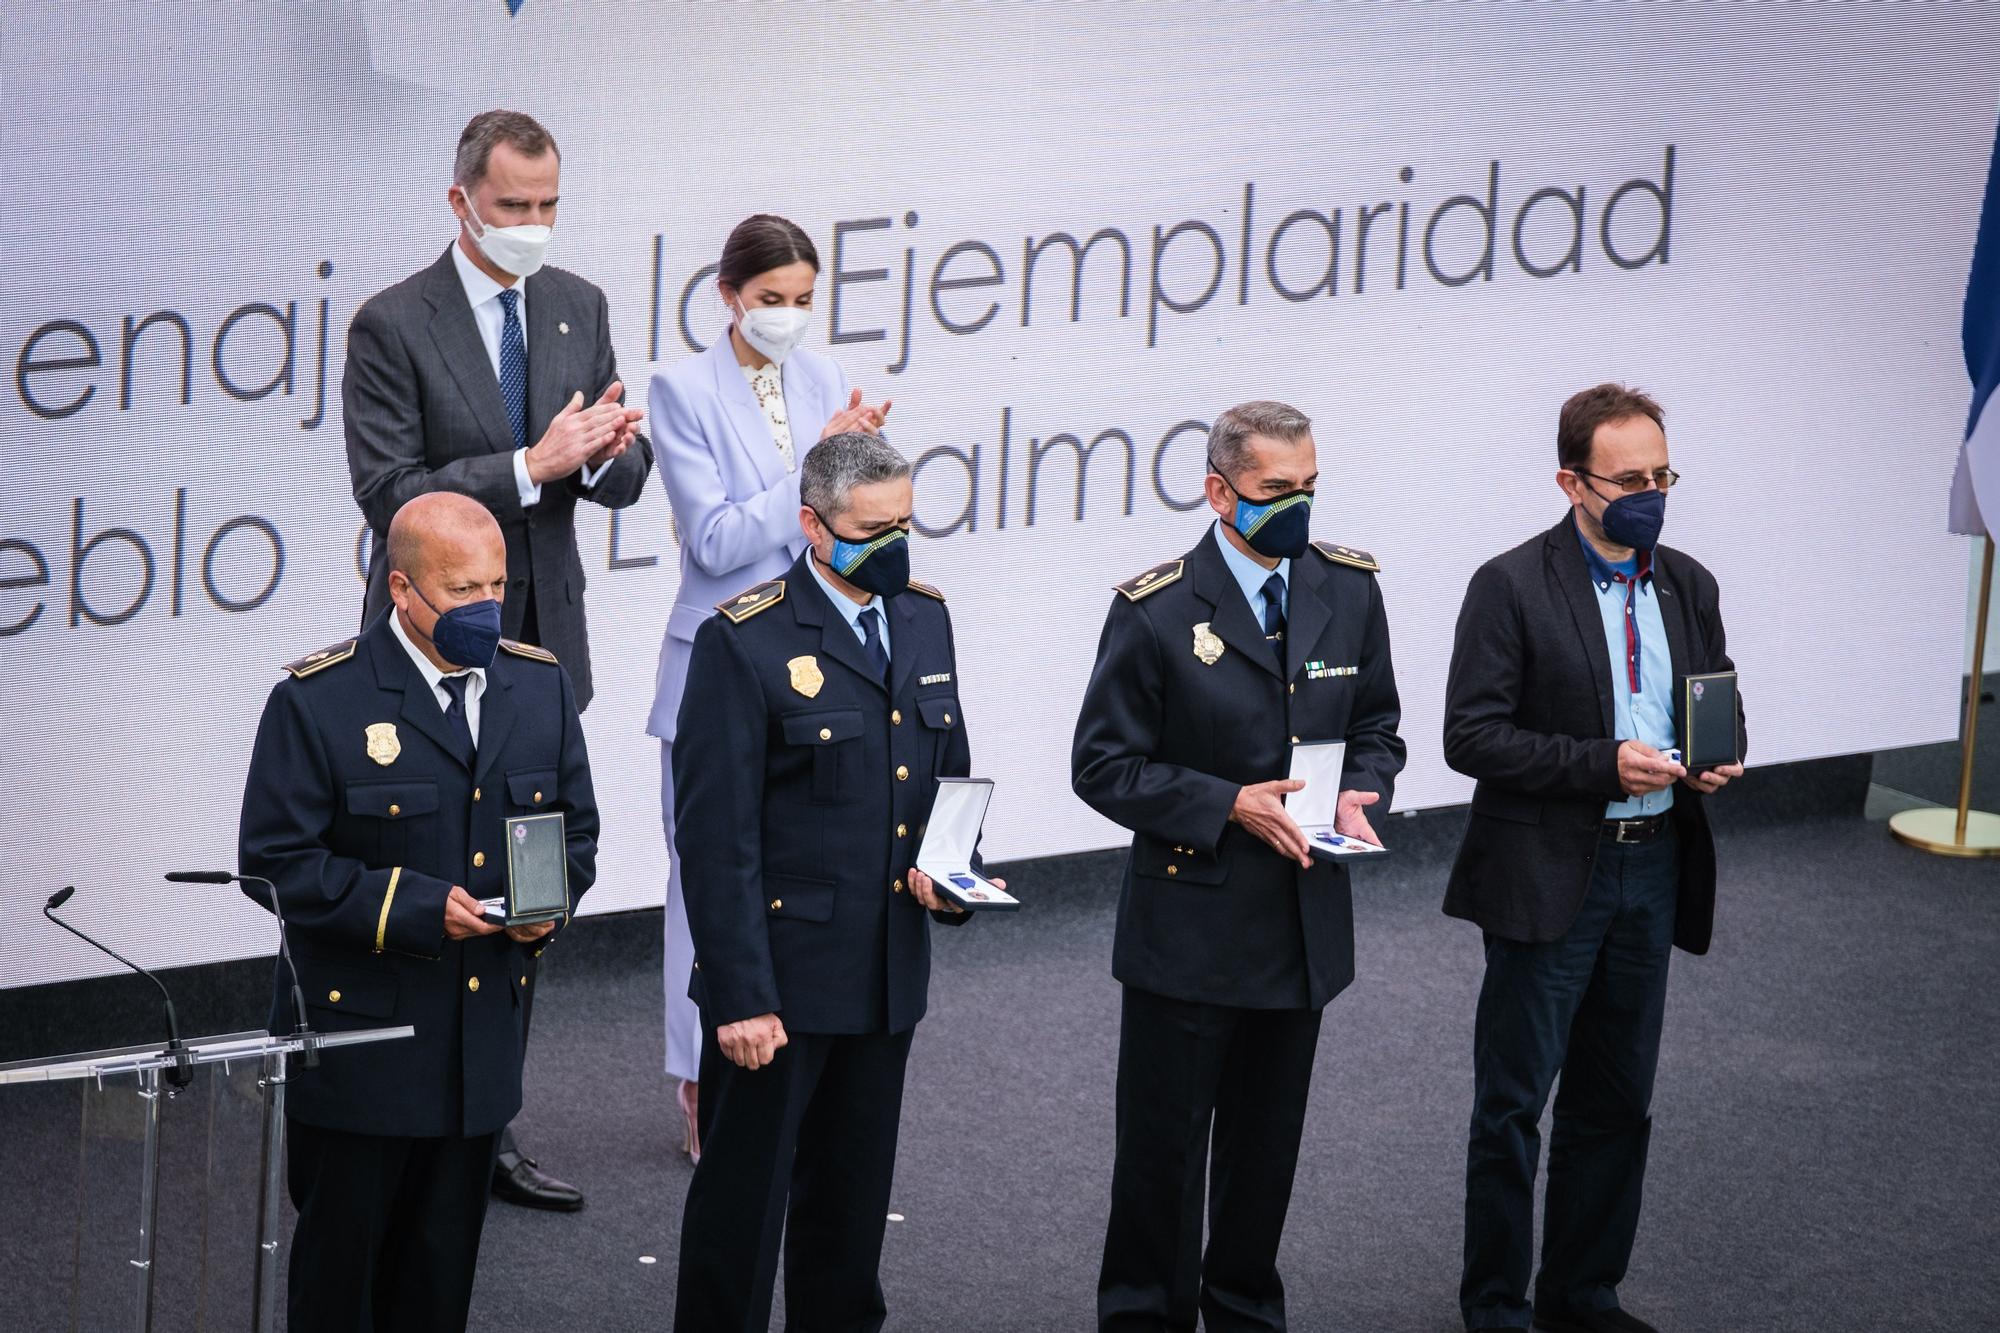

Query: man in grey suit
left=342, top=108, right=652, bottom=1211
left=345, top=108, right=652, bottom=714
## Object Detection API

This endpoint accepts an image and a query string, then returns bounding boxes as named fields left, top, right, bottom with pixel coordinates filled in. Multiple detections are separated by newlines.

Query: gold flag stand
left=1890, top=536, right=2000, bottom=856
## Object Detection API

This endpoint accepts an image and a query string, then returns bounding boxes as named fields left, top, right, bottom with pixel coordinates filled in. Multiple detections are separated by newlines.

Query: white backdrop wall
left=4, top=4, right=1995, bottom=988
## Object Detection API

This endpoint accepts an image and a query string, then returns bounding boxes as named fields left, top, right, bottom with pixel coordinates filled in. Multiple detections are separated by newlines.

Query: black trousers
left=285, top=1118, right=499, bottom=1333
left=1460, top=831, right=1680, bottom=1330
left=499, top=576, right=539, bottom=1162
left=1098, top=986, right=1324, bottom=1333
left=674, top=1025, right=915, bottom=1333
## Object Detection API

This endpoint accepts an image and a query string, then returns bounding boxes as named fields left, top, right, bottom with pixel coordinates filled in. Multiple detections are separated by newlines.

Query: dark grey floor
left=5, top=751, right=1997, bottom=1331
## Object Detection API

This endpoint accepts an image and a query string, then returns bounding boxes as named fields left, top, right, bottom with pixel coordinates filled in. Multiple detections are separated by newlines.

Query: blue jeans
left=1460, top=832, right=1680, bottom=1329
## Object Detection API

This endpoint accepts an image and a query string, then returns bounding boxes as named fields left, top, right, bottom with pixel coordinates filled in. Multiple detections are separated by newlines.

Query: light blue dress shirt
left=1212, top=521, right=1289, bottom=631
left=806, top=554, right=890, bottom=660
left=1578, top=531, right=1676, bottom=818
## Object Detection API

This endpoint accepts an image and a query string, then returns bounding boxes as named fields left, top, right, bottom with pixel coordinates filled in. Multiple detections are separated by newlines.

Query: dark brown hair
left=1557, top=383, right=1665, bottom=473
left=454, top=110, right=559, bottom=189
left=719, top=214, right=819, bottom=290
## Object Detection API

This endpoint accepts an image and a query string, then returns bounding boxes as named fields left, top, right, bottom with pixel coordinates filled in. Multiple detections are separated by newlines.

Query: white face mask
left=733, top=299, right=811, bottom=365
left=461, top=191, right=551, bottom=279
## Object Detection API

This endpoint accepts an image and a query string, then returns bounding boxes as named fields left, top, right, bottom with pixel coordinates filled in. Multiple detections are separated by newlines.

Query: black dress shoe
left=491, top=1149, right=585, bottom=1211
left=1532, top=1308, right=1658, bottom=1333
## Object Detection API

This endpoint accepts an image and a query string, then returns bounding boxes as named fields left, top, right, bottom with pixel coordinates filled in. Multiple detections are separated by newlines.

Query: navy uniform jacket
left=674, top=552, right=972, bottom=1038
left=238, top=613, right=598, bottom=1139
left=1072, top=527, right=1406, bottom=1011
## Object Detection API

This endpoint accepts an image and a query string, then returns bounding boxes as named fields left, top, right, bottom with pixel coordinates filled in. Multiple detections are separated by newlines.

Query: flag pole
left=1889, top=535, right=2000, bottom=856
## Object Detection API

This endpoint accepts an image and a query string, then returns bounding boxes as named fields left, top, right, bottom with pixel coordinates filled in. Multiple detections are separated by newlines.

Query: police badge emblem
left=1192, top=622, right=1225, bottom=665
left=788, top=655, right=825, bottom=698
left=364, top=722, right=400, bottom=766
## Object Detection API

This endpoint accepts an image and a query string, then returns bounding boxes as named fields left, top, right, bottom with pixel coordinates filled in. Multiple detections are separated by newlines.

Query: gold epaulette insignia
left=907, top=579, right=946, bottom=601
left=717, top=579, right=786, bottom=624
left=1311, top=540, right=1380, bottom=572
left=499, top=639, right=557, bottom=663
left=1115, top=559, right=1185, bottom=601
left=283, top=639, right=357, bottom=679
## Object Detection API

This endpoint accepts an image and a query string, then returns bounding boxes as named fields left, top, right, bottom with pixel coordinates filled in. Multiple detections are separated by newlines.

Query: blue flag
left=1951, top=112, right=2000, bottom=537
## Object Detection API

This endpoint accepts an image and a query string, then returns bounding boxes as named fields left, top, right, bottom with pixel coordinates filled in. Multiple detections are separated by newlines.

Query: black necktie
left=859, top=607, right=890, bottom=683
left=440, top=673, right=476, bottom=759
left=1261, top=573, right=1287, bottom=639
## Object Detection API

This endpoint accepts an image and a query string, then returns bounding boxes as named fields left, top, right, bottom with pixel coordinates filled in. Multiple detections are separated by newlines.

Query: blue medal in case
left=916, top=778, right=1020, bottom=912
left=1286, top=741, right=1391, bottom=862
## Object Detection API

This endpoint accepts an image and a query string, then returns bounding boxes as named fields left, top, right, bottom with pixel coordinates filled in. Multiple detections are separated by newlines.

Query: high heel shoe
left=677, top=1078, right=701, bottom=1165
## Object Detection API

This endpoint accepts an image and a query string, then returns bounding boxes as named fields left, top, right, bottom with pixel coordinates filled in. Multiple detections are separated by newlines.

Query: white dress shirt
left=390, top=606, right=487, bottom=745
left=449, top=240, right=610, bottom=507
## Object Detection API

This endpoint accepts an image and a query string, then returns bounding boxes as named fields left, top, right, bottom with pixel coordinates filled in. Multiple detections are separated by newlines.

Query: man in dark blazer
left=671, top=432, right=986, bottom=1333
left=1443, top=384, right=1745, bottom=1333
left=1073, top=400, right=1405, bottom=1332
left=343, top=109, right=648, bottom=1207
left=239, top=492, right=598, bottom=1333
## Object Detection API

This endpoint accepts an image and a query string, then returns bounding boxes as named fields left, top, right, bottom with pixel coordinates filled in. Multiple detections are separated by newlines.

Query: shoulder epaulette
left=1311, top=540, right=1380, bottom=572
left=499, top=639, right=557, bottom=663
left=283, top=638, right=357, bottom=679
left=1115, top=559, right=1185, bottom=601
left=906, top=579, right=946, bottom=602
left=717, top=579, right=786, bottom=624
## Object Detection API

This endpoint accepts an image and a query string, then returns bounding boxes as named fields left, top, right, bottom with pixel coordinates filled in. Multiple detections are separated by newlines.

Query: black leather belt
left=1601, top=812, right=1669, bottom=844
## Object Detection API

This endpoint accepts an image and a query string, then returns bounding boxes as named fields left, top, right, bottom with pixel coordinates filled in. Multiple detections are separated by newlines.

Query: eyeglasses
left=1574, top=466, right=1681, bottom=495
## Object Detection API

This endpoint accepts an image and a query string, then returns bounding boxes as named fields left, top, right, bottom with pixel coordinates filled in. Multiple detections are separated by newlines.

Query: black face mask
left=1212, top=460, right=1315, bottom=560
left=812, top=510, right=912, bottom=598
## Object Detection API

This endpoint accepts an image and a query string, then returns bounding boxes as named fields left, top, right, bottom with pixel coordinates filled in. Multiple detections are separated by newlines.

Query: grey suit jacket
left=344, top=246, right=654, bottom=710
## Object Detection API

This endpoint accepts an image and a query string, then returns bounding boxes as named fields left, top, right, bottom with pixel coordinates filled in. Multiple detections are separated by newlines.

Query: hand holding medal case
left=1286, top=741, right=1391, bottom=861
left=482, top=812, right=569, bottom=926
left=915, top=778, right=1019, bottom=912
left=1680, top=671, right=1741, bottom=771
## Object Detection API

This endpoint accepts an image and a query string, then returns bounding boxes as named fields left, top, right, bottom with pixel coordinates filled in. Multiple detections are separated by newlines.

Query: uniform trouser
left=658, top=740, right=702, bottom=1083
left=285, top=1119, right=499, bottom=1333
left=498, top=590, right=544, bottom=1160
left=1098, top=986, right=1324, bottom=1333
left=1459, top=831, right=1680, bottom=1330
left=674, top=1024, right=915, bottom=1333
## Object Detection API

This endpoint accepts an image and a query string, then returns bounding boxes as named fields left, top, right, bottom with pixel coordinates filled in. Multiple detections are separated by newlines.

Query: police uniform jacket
left=673, top=552, right=972, bottom=1038
left=238, top=612, right=598, bottom=1139
left=1072, top=527, right=1406, bottom=1011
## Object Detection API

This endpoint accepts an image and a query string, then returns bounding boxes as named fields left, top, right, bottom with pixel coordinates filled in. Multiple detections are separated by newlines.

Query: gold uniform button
left=1288, top=683, right=1296, bottom=695
left=820, top=728, right=833, bottom=741
left=1167, top=865, right=1178, bottom=876
left=521, top=974, right=529, bottom=986
left=473, top=851, right=485, bottom=868
left=896, top=765, right=909, bottom=781
left=328, top=989, right=342, bottom=1003
left=897, top=823, right=908, bottom=837
left=533, top=791, right=544, bottom=804
left=473, top=787, right=482, bottom=802
left=1291, top=735, right=1301, bottom=744
left=944, top=712, right=953, bottom=725
left=388, top=804, right=401, bottom=817
left=771, top=899, right=783, bottom=911
left=468, top=977, right=480, bottom=993
left=893, top=878, right=905, bottom=893
left=891, top=709, right=903, bottom=725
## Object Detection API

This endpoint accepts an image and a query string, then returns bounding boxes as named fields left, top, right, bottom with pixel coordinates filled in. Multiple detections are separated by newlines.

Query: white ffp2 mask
left=462, top=193, right=551, bottom=279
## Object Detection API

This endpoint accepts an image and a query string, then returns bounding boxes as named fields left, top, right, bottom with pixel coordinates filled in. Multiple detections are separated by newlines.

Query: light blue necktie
left=496, top=288, right=528, bottom=451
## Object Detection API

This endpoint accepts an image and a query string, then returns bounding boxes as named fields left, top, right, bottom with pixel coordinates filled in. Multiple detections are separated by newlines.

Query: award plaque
left=494, top=812, right=569, bottom=926
left=915, top=778, right=1020, bottom=912
left=1681, top=670, right=1741, bottom=771
left=1286, top=740, right=1391, bottom=861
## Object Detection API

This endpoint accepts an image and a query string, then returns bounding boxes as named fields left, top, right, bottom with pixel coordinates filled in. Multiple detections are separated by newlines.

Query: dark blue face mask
left=813, top=510, right=912, bottom=598
left=1598, top=488, right=1666, bottom=551
left=1215, top=466, right=1314, bottom=560
left=409, top=582, right=503, bottom=669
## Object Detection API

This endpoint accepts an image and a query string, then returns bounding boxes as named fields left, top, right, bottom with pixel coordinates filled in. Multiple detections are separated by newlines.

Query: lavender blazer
left=644, top=336, right=850, bottom=740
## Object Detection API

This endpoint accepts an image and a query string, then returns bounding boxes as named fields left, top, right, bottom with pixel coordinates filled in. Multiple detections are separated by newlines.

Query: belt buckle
left=1610, top=818, right=1642, bottom=844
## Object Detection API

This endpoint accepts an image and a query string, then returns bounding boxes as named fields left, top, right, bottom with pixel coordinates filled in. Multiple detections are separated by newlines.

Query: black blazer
left=238, top=614, right=598, bottom=1138
left=673, top=555, right=972, bottom=1038
left=1441, top=511, right=1744, bottom=954
left=344, top=247, right=655, bottom=710
left=1072, top=527, right=1406, bottom=1010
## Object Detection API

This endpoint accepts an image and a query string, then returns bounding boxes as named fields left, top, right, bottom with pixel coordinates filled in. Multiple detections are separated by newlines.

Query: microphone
left=44, top=887, right=195, bottom=1088
left=167, top=870, right=317, bottom=1069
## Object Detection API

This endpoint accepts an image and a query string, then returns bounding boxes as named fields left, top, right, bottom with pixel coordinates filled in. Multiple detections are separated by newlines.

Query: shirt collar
left=1575, top=525, right=1651, bottom=591
left=450, top=237, right=519, bottom=313
left=805, top=552, right=879, bottom=631
left=388, top=606, right=486, bottom=699
left=1211, top=520, right=1289, bottom=607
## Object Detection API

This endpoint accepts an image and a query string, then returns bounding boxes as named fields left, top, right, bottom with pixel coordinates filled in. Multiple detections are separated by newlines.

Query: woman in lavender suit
left=646, top=215, right=889, bottom=1160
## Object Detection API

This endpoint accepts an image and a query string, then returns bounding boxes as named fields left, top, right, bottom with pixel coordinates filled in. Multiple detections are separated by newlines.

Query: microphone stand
left=44, top=887, right=194, bottom=1089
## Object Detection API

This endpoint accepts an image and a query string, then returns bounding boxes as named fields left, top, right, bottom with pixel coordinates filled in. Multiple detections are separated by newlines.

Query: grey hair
left=1208, top=400, right=1313, bottom=480
left=802, top=432, right=911, bottom=521
left=453, top=110, right=559, bottom=189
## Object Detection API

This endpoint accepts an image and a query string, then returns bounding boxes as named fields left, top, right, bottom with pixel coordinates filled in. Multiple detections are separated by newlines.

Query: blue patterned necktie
left=859, top=607, right=890, bottom=682
left=1260, top=572, right=1287, bottom=638
left=496, top=288, right=528, bottom=451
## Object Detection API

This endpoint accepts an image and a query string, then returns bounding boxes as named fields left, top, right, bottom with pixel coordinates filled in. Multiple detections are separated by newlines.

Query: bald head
left=386, top=493, right=508, bottom=669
